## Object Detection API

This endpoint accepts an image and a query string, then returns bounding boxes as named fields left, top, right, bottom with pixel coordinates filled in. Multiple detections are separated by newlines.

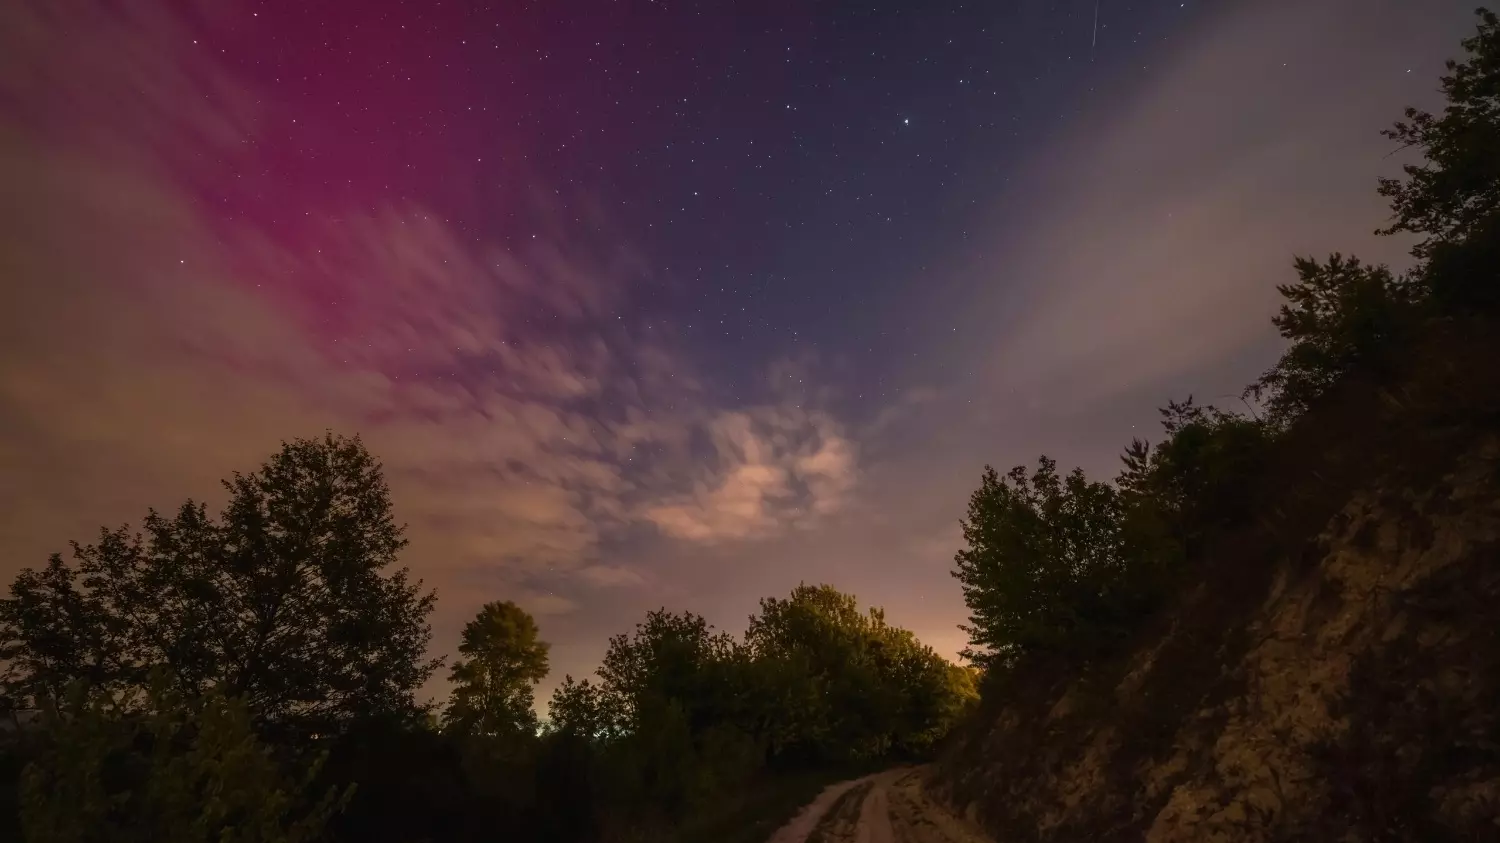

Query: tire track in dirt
left=765, top=766, right=993, bottom=843
left=764, top=776, right=875, bottom=843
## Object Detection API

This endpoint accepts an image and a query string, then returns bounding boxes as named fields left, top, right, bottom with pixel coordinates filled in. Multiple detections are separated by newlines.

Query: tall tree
left=0, top=433, right=440, bottom=736
left=594, top=609, right=736, bottom=735
left=951, top=458, right=1129, bottom=668
left=445, top=601, right=550, bottom=736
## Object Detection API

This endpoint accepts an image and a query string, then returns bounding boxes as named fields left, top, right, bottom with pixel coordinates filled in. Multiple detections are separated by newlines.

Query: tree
left=444, top=601, right=549, bottom=736
left=0, top=549, right=143, bottom=707
left=546, top=675, right=620, bottom=740
left=863, top=620, right=976, bottom=757
left=1377, top=8, right=1500, bottom=312
left=594, top=609, right=737, bottom=737
left=1378, top=9, right=1500, bottom=256
left=744, top=584, right=883, bottom=761
left=19, top=674, right=350, bottom=843
left=559, top=609, right=753, bottom=830
left=1240, top=8, right=1500, bottom=436
left=745, top=584, right=971, bottom=763
left=1119, top=398, right=1269, bottom=553
left=0, top=433, right=440, bottom=737
left=951, top=458, right=1131, bottom=668
left=1243, top=255, right=1422, bottom=428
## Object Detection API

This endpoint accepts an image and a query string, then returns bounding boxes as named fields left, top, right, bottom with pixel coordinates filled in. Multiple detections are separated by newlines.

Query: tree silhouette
left=1378, top=8, right=1500, bottom=312
left=951, top=458, right=1132, bottom=667
left=1244, top=255, right=1421, bottom=427
left=445, top=601, right=550, bottom=736
left=0, top=433, right=440, bottom=737
left=1378, top=9, right=1500, bottom=256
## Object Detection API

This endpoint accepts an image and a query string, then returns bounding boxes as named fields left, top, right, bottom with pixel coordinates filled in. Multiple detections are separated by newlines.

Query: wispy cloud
left=645, top=407, right=856, bottom=542
left=0, top=0, right=859, bottom=643
left=970, top=0, right=1471, bottom=406
left=576, top=565, right=647, bottom=588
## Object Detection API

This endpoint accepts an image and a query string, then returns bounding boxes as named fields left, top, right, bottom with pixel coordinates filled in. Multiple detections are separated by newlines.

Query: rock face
left=932, top=418, right=1500, bottom=840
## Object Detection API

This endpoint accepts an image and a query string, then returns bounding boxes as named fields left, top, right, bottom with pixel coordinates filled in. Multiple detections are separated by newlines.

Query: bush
left=19, top=676, right=348, bottom=843
left=952, top=458, right=1141, bottom=667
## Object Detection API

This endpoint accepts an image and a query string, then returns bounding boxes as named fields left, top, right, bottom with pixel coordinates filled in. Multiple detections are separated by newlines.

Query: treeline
left=951, top=9, right=1500, bottom=677
left=0, top=435, right=974, bottom=842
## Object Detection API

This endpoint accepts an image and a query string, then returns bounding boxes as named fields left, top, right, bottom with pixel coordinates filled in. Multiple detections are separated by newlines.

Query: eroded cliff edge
left=931, top=325, right=1500, bottom=842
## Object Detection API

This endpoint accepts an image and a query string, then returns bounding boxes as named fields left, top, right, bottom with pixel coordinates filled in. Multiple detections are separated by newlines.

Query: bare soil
left=766, top=766, right=993, bottom=843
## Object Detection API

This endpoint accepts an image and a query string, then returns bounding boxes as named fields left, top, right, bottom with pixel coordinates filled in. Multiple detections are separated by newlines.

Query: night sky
left=0, top=0, right=1478, bottom=703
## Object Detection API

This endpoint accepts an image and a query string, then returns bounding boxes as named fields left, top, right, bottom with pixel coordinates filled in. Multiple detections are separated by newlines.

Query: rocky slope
left=929, top=325, right=1500, bottom=842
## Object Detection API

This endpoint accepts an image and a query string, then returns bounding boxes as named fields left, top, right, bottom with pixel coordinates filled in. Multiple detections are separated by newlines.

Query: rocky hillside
left=929, top=320, right=1500, bottom=842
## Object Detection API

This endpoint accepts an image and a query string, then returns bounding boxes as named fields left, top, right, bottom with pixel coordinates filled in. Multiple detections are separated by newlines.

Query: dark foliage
left=444, top=601, right=550, bottom=737
left=952, top=9, right=1500, bottom=685
left=1119, top=398, right=1270, bottom=552
left=19, top=674, right=350, bottom=843
left=530, top=592, right=973, bottom=839
left=744, top=584, right=976, bottom=764
left=952, top=458, right=1141, bottom=668
left=1378, top=10, right=1500, bottom=260
left=1244, top=255, right=1423, bottom=429
left=0, top=434, right=440, bottom=739
left=2, top=484, right=969, bottom=842
left=1376, top=7, right=1500, bottom=312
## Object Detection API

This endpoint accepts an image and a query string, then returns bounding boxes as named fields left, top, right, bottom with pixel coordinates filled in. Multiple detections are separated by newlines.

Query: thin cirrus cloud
left=969, top=0, right=1475, bottom=409
left=0, top=0, right=860, bottom=638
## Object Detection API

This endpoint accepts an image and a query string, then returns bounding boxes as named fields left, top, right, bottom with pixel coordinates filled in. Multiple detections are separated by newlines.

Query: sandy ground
left=764, top=766, right=993, bottom=843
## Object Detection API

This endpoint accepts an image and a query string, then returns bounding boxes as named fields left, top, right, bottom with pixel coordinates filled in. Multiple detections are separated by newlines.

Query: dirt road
left=764, top=766, right=993, bottom=843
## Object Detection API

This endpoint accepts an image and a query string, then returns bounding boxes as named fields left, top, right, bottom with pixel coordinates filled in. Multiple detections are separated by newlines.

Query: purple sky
left=0, top=0, right=1478, bottom=705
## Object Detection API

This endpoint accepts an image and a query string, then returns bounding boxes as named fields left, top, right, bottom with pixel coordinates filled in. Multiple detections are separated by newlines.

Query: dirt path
left=764, top=766, right=993, bottom=843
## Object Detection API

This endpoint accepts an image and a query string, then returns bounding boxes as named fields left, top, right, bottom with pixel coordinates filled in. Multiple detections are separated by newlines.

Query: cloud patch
left=646, top=407, right=856, bottom=542
left=0, top=0, right=859, bottom=637
left=576, top=565, right=647, bottom=588
left=970, top=0, right=1469, bottom=406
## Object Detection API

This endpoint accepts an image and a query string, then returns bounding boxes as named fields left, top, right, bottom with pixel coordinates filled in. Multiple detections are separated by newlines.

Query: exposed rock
left=931, top=423, right=1500, bottom=843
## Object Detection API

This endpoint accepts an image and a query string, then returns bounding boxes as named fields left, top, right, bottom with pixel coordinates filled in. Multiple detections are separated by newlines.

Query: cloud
left=0, top=0, right=860, bottom=657
left=645, top=407, right=856, bottom=542
left=518, top=593, right=583, bottom=618
left=970, top=0, right=1476, bottom=406
left=0, top=1, right=259, bottom=175
left=576, top=565, right=647, bottom=588
left=862, top=387, right=942, bottom=441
